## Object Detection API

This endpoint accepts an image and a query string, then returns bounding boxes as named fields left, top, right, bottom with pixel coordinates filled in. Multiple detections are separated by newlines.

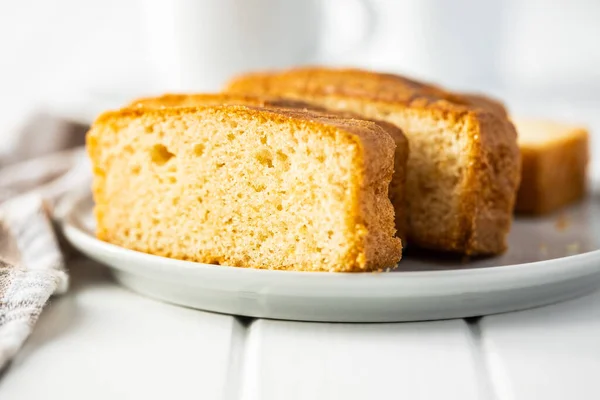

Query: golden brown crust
left=89, top=104, right=402, bottom=271
left=226, top=67, right=521, bottom=255
left=460, top=112, right=521, bottom=254
left=461, top=93, right=509, bottom=117
left=129, top=92, right=319, bottom=111
left=366, top=120, right=408, bottom=240
left=226, top=67, right=508, bottom=114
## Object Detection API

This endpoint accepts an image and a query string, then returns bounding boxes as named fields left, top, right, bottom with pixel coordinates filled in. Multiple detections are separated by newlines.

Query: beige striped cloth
left=0, top=116, right=90, bottom=369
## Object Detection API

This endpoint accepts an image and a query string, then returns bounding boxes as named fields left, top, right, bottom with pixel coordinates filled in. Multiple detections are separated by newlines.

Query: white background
left=2, top=0, right=600, bottom=110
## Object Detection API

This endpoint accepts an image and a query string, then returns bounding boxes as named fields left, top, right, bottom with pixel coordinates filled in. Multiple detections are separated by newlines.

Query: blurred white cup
left=500, top=0, right=600, bottom=99
left=141, top=0, right=377, bottom=92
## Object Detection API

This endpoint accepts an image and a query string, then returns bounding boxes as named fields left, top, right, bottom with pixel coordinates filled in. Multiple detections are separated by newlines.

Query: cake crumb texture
left=127, top=92, right=410, bottom=241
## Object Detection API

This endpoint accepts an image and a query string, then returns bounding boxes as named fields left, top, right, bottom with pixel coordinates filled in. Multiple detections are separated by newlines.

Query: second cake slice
left=226, top=67, right=521, bottom=255
left=87, top=105, right=402, bottom=272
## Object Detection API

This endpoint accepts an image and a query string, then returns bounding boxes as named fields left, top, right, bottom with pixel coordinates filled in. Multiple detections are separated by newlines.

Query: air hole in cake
left=276, top=204, right=283, bottom=211
left=197, top=197, right=203, bottom=204
left=172, top=197, right=180, bottom=206
left=317, top=155, right=325, bottom=163
left=168, top=176, right=177, bottom=184
left=150, top=144, right=175, bottom=165
left=217, top=162, right=225, bottom=168
left=227, top=133, right=235, bottom=141
left=275, top=150, right=291, bottom=170
left=94, top=167, right=106, bottom=177
left=260, top=136, right=267, bottom=145
left=144, top=126, right=154, bottom=134
left=327, top=230, right=333, bottom=239
left=255, top=150, right=273, bottom=168
left=131, top=165, right=141, bottom=175
left=193, top=143, right=205, bottom=157
left=276, top=151, right=288, bottom=162
left=253, top=183, right=266, bottom=192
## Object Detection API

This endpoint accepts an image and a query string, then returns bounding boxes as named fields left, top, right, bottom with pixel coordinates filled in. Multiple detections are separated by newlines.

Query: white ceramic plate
left=62, top=193, right=600, bottom=322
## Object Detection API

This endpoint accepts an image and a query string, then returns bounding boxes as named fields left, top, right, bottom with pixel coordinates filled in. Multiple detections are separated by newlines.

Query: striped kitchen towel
left=0, top=147, right=90, bottom=369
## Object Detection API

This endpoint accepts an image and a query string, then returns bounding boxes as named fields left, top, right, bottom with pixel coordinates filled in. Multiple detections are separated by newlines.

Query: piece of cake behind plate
left=514, top=119, right=589, bottom=214
left=87, top=105, right=402, bottom=272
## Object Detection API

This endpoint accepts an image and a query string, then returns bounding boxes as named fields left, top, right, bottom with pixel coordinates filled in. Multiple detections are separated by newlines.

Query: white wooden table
left=1, top=256, right=599, bottom=400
